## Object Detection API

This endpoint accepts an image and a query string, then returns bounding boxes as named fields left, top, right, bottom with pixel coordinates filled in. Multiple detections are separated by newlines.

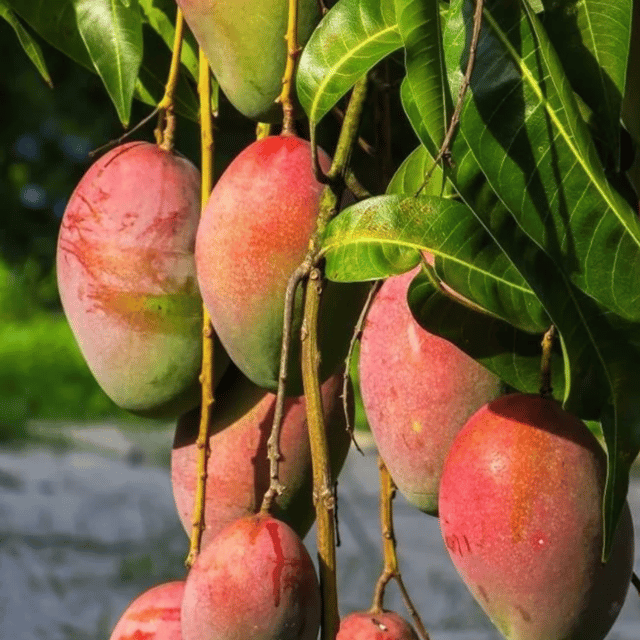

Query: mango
left=195, top=135, right=364, bottom=394
left=438, top=393, right=634, bottom=640
left=336, top=610, right=419, bottom=640
left=359, top=268, right=502, bottom=515
left=171, top=368, right=351, bottom=546
left=57, top=141, right=227, bottom=418
left=176, top=0, right=320, bottom=121
left=109, top=580, right=184, bottom=640
left=181, top=514, right=321, bottom=640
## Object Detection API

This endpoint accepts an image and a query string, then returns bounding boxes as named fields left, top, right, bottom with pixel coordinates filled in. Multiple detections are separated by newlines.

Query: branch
left=303, top=267, right=340, bottom=640
left=185, top=48, right=216, bottom=569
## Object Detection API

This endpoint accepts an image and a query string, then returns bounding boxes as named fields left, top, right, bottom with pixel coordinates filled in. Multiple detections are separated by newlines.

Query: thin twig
left=418, top=0, right=485, bottom=194
left=88, top=108, right=159, bottom=157
left=342, top=280, right=381, bottom=454
left=632, top=572, right=640, bottom=597
left=371, top=458, right=431, bottom=640
left=261, top=259, right=314, bottom=514
left=185, top=48, right=216, bottom=569
left=539, top=324, right=556, bottom=399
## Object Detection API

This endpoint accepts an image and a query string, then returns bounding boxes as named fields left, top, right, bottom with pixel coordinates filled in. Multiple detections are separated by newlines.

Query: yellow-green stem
left=156, top=8, right=185, bottom=151
left=256, top=122, right=272, bottom=140
left=302, top=267, right=339, bottom=640
left=185, top=48, right=216, bottom=569
left=278, top=0, right=300, bottom=133
left=539, top=324, right=556, bottom=399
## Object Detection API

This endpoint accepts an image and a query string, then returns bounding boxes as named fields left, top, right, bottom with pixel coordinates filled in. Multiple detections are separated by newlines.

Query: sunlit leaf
left=0, top=0, right=52, bottom=87
left=540, top=0, right=633, bottom=167
left=321, top=194, right=549, bottom=335
left=297, top=0, right=402, bottom=131
left=73, top=0, right=144, bottom=126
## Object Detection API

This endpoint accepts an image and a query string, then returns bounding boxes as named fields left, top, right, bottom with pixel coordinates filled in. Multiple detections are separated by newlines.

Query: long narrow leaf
left=0, top=0, right=52, bottom=86
left=73, top=0, right=144, bottom=126
left=296, top=0, right=402, bottom=131
left=540, top=0, right=633, bottom=167
left=449, top=0, right=640, bottom=322
left=395, top=0, right=450, bottom=156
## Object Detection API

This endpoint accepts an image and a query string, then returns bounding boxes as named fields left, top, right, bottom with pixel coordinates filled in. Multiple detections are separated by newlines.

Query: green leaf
left=296, top=0, right=402, bottom=130
left=321, top=194, right=549, bottom=335
left=444, top=0, right=640, bottom=557
left=407, top=272, right=565, bottom=397
left=395, top=0, right=450, bottom=156
left=6, top=0, right=94, bottom=69
left=73, top=0, right=144, bottom=127
left=138, top=0, right=199, bottom=82
left=0, top=0, right=53, bottom=87
left=447, top=0, right=640, bottom=323
left=540, top=0, right=633, bottom=168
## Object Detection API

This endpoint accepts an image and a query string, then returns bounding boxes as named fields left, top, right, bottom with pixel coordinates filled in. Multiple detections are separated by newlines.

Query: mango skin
left=195, top=135, right=365, bottom=394
left=176, top=0, right=319, bottom=121
left=438, top=393, right=634, bottom=640
left=171, top=369, right=351, bottom=546
left=359, top=268, right=503, bottom=515
left=57, top=142, right=227, bottom=418
left=336, top=611, right=419, bottom=640
left=181, top=514, right=321, bottom=640
left=109, top=580, right=184, bottom=640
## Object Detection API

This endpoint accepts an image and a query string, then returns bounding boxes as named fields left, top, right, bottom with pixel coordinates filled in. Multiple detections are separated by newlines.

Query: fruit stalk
left=302, top=267, right=339, bottom=640
left=155, top=7, right=185, bottom=151
left=278, top=0, right=300, bottom=132
left=185, top=49, right=216, bottom=569
left=371, top=458, right=431, bottom=640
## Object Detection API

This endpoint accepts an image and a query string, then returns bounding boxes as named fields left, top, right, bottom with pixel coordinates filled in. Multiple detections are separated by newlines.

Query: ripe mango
left=181, top=514, right=321, bottom=640
left=171, top=368, right=351, bottom=546
left=439, top=393, right=634, bottom=640
left=336, top=610, right=419, bottom=640
left=359, top=268, right=502, bottom=515
left=195, top=135, right=364, bottom=394
left=176, top=0, right=320, bottom=121
left=109, top=580, right=184, bottom=640
left=57, top=141, right=226, bottom=418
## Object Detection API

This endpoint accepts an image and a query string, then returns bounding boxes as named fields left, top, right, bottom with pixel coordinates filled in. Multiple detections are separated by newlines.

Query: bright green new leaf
left=73, top=0, right=143, bottom=127
left=0, top=0, right=53, bottom=87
